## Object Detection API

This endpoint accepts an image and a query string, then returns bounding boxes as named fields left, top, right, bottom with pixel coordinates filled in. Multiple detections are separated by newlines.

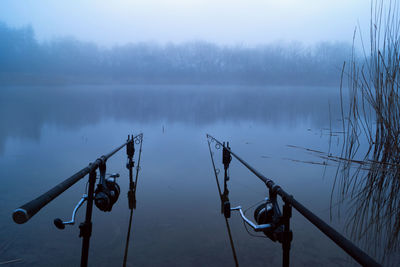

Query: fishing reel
left=253, top=197, right=284, bottom=241
left=94, top=173, right=120, bottom=212
left=53, top=172, right=121, bottom=229
left=231, top=196, right=285, bottom=243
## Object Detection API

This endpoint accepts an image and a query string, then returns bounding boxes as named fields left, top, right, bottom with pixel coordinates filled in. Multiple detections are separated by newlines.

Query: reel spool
left=95, top=174, right=120, bottom=212
left=253, top=198, right=284, bottom=242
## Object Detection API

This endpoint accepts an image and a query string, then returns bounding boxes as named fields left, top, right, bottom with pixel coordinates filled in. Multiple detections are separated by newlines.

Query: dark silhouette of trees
left=0, top=22, right=353, bottom=86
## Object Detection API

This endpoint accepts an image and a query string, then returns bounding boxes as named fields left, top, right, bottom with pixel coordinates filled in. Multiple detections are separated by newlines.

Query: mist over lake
left=1, top=1, right=398, bottom=266
left=1, top=84, right=387, bottom=266
left=0, top=22, right=351, bottom=87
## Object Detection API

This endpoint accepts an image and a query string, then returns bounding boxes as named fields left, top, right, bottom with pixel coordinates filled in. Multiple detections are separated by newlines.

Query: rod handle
left=12, top=167, right=90, bottom=224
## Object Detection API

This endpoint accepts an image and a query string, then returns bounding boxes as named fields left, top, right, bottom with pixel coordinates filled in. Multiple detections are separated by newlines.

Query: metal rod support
left=206, top=134, right=381, bottom=267
left=124, top=134, right=143, bottom=265
left=80, top=169, right=96, bottom=267
left=12, top=134, right=142, bottom=224
left=207, top=139, right=239, bottom=266
left=134, top=134, right=143, bottom=192
left=282, top=202, right=292, bottom=267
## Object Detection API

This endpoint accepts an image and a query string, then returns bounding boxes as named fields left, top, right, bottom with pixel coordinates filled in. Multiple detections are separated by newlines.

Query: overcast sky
left=0, top=0, right=371, bottom=47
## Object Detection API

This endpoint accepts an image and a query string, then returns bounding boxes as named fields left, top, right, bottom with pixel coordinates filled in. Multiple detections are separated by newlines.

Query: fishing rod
left=12, top=133, right=143, bottom=267
left=206, top=134, right=381, bottom=267
left=207, top=139, right=239, bottom=267
left=123, top=133, right=143, bottom=267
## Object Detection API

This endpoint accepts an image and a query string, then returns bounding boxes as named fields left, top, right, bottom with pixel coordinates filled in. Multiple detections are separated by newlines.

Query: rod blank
left=206, top=134, right=381, bottom=267
left=12, top=135, right=142, bottom=225
left=13, top=166, right=93, bottom=224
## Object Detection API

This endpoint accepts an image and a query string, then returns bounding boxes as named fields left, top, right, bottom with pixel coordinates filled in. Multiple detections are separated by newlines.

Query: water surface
left=0, top=85, right=379, bottom=266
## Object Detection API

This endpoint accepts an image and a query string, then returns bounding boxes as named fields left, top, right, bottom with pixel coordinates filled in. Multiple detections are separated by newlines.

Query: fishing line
left=242, top=199, right=268, bottom=239
left=207, top=138, right=240, bottom=266
left=209, top=139, right=266, bottom=196
left=85, top=176, right=100, bottom=194
left=243, top=220, right=268, bottom=239
left=205, top=134, right=382, bottom=267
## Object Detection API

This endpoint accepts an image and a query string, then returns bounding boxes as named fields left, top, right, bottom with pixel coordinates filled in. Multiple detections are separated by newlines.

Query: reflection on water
left=0, top=85, right=341, bottom=154
left=1, top=85, right=396, bottom=266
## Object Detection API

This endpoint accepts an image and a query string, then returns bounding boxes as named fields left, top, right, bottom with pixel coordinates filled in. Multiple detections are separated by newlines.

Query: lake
left=0, top=85, right=392, bottom=266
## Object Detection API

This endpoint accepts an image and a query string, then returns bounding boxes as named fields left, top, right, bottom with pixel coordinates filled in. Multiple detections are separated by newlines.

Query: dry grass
left=332, top=0, right=400, bottom=255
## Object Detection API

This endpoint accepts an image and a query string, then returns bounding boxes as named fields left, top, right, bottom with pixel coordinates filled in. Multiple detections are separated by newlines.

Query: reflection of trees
left=0, top=86, right=341, bottom=153
left=331, top=0, right=400, bottom=260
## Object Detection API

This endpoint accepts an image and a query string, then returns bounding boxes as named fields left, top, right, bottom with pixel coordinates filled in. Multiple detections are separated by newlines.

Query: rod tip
left=12, top=208, right=29, bottom=224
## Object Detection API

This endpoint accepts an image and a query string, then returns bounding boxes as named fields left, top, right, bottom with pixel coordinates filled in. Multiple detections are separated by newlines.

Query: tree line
left=0, top=22, right=352, bottom=86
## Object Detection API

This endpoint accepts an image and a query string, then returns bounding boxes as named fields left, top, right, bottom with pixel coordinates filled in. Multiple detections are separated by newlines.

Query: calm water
left=0, top=85, right=389, bottom=266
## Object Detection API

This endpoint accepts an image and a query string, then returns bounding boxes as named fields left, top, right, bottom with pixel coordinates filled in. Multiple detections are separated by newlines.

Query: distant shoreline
left=0, top=73, right=341, bottom=87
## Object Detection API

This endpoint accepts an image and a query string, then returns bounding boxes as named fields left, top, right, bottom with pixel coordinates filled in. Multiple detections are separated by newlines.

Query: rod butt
left=12, top=208, right=29, bottom=224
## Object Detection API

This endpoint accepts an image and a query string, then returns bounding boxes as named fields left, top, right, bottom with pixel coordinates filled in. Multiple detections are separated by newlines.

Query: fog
left=0, top=0, right=369, bottom=46
left=0, top=85, right=344, bottom=154
left=2, top=2, right=392, bottom=266
left=0, top=22, right=353, bottom=86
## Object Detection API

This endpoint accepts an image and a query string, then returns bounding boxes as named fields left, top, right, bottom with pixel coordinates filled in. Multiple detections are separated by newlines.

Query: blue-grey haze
left=0, top=23, right=352, bottom=86
left=1, top=85, right=398, bottom=266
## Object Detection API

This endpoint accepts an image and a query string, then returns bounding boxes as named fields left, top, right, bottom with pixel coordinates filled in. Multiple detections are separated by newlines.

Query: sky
left=0, top=0, right=371, bottom=47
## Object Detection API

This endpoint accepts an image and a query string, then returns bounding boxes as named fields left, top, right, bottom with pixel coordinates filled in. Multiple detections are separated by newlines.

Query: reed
left=334, top=0, right=400, bottom=254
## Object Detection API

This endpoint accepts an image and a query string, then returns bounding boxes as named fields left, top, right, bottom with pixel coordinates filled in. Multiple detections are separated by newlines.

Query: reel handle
left=53, top=194, right=87, bottom=230
left=231, top=206, right=273, bottom=232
